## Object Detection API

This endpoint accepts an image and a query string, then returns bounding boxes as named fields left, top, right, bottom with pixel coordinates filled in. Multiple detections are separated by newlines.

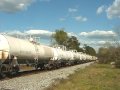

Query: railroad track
left=0, top=62, right=94, bottom=90
left=0, top=61, right=94, bottom=81
left=0, top=64, right=75, bottom=81
left=0, top=68, right=55, bottom=81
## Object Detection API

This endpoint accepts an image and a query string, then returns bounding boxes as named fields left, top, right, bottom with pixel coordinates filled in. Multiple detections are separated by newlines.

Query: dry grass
left=47, top=64, right=120, bottom=90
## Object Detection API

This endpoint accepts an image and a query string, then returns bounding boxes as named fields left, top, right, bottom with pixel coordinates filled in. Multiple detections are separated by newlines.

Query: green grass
left=47, top=64, right=120, bottom=90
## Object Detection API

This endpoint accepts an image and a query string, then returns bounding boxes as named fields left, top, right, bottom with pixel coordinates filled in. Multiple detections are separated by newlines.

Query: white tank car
left=64, top=51, right=70, bottom=61
left=75, top=52, right=80, bottom=60
left=59, top=50, right=67, bottom=60
left=0, top=34, right=56, bottom=74
left=0, top=35, right=9, bottom=63
left=80, top=53, right=85, bottom=60
left=37, top=45, right=54, bottom=61
left=68, top=51, right=74, bottom=61
left=0, top=34, right=97, bottom=77
left=51, top=48, right=62, bottom=61
left=78, top=52, right=83, bottom=60
left=52, top=49, right=74, bottom=61
left=0, top=34, right=54, bottom=63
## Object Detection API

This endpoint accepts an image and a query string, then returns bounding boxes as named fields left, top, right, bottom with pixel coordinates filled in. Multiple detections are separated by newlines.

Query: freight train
left=0, top=34, right=97, bottom=77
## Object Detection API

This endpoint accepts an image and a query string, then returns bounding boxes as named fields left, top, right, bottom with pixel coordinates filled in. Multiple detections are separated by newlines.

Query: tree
left=52, top=29, right=96, bottom=53
left=66, top=36, right=80, bottom=51
left=78, top=47, right=84, bottom=52
left=97, top=47, right=110, bottom=63
left=84, top=44, right=96, bottom=56
left=97, top=26, right=120, bottom=67
left=52, top=29, right=81, bottom=51
left=52, top=29, right=68, bottom=45
left=97, top=45, right=120, bottom=66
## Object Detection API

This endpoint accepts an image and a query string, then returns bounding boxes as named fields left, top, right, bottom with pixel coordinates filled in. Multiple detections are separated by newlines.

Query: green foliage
left=115, top=60, right=120, bottom=68
left=97, top=47, right=110, bottom=63
left=66, top=36, right=80, bottom=51
left=52, top=29, right=81, bottom=52
left=52, top=29, right=96, bottom=53
left=84, top=44, right=96, bottom=56
left=78, top=47, right=84, bottom=52
left=52, top=29, right=68, bottom=45
left=98, top=46, right=120, bottom=68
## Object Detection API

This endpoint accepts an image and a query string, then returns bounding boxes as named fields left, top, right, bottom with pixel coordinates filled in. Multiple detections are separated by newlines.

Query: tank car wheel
left=8, top=66, right=19, bottom=76
left=13, top=66, right=19, bottom=73
left=0, top=73, right=6, bottom=78
left=0, top=65, right=6, bottom=78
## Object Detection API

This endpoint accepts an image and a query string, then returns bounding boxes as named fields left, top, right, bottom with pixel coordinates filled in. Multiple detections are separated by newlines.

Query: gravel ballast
left=0, top=62, right=94, bottom=90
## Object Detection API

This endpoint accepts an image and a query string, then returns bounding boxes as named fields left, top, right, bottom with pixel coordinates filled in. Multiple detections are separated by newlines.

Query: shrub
left=115, top=60, right=120, bottom=68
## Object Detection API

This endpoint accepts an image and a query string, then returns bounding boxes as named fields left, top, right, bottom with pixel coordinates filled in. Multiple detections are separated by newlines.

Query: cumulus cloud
left=68, top=8, right=78, bottom=13
left=0, top=0, right=34, bottom=13
left=2, top=30, right=54, bottom=40
left=74, top=16, right=87, bottom=22
left=4, top=30, right=79, bottom=39
left=97, top=5, right=105, bottom=14
left=97, top=41, right=106, bottom=45
left=67, top=32, right=78, bottom=37
left=7, top=30, right=25, bottom=36
left=80, top=30, right=116, bottom=39
left=85, top=41, right=106, bottom=45
left=1, top=30, right=55, bottom=45
left=84, top=40, right=115, bottom=47
left=106, top=0, right=120, bottom=19
left=2, top=30, right=117, bottom=49
left=24, top=29, right=54, bottom=38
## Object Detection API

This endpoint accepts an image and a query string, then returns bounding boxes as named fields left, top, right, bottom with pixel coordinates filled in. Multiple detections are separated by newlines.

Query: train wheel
left=13, top=66, right=19, bottom=73
left=39, top=63, right=45, bottom=70
left=0, top=73, right=6, bottom=78
left=0, top=65, right=6, bottom=78
left=8, top=66, right=19, bottom=76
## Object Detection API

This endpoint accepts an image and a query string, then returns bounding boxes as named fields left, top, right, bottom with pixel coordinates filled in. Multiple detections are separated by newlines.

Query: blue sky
left=0, top=0, right=118, bottom=32
left=0, top=0, right=120, bottom=49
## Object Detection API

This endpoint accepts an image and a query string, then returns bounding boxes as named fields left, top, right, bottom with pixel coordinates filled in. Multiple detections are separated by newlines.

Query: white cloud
left=7, top=30, right=25, bottom=36
left=2, top=29, right=54, bottom=39
left=24, top=29, right=54, bottom=38
left=97, top=5, right=105, bottom=14
left=2, top=30, right=55, bottom=45
left=80, top=30, right=116, bottom=39
left=68, top=8, right=78, bottom=13
left=106, top=0, right=120, bottom=19
left=74, top=16, right=87, bottom=22
left=97, top=41, right=106, bottom=45
left=0, top=0, right=34, bottom=13
left=67, top=32, right=78, bottom=37
left=4, top=30, right=79, bottom=39
left=2, top=30, right=117, bottom=49
left=85, top=41, right=106, bottom=45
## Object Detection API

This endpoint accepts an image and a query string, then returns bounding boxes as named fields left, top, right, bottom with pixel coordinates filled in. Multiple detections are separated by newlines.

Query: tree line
left=97, top=44, right=120, bottom=68
left=52, top=29, right=96, bottom=56
left=97, top=28, right=120, bottom=68
left=52, top=28, right=120, bottom=68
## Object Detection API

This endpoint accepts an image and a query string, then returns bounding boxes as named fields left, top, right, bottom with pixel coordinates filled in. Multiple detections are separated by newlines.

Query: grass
left=47, top=64, right=120, bottom=90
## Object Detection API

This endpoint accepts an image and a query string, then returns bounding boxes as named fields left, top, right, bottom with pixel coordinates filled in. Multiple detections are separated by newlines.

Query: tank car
left=0, top=34, right=97, bottom=77
left=0, top=34, right=55, bottom=76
